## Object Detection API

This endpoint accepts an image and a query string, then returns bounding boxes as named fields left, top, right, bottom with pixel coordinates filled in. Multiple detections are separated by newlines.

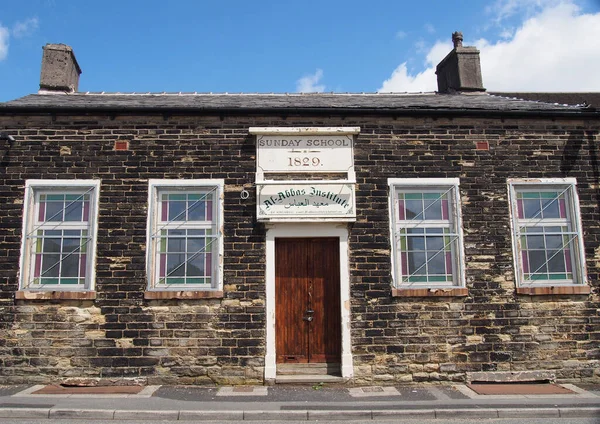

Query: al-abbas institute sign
left=256, top=182, right=355, bottom=220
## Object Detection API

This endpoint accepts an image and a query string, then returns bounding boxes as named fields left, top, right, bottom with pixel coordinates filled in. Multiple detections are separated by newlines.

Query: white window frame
left=507, top=178, right=587, bottom=287
left=388, top=178, right=465, bottom=288
left=146, top=179, right=224, bottom=292
left=19, top=180, right=101, bottom=292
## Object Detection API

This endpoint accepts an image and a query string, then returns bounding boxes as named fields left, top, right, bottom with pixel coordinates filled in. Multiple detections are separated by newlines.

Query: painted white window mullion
left=388, top=178, right=465, bottom=288
left=19, top=180, right=100, bottom=292
left=146, top=179, right=224, bottom=292
left=508, top=179, right=587, bottom=287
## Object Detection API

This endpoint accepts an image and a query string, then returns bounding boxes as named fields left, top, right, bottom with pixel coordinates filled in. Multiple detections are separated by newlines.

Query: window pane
left=547, top=251, right=566, bottom=273
left=427, top=252, right=446, bottom=274
left=541, top=198, right=560, bottom=218
left=45, top=200, right=63, bottom=222
left=545, top=234, right=563, bottom=249
left=426, top=235, right=444, bottom=251
left=62, top=254, right=80, bottom=277
left=527, top=235, right=545, bottom=249
left=41, top=254, right=60, bottom=277
left=405, top=200, right=422, bottom=220
left=64, top=201, right=83, bottom=221
left=406, top=230, right=425, bottom=251
left=423, top=198, right=442, bottom=220
left=523, top=199, right=541, bottom=219
left=167, top=237, right=185, bottom=253
left=187, top=254, right=205, bottom=276
left=43, top=237, right=61, bottom=253
left=63, top=236, right=81, bottom=252
left=187, top=236, right=205, bottom=253
left=408, top=252, right=426, bottom=275
left=187, top=198, right=206, bottom=221
left=528, top=250, right=547, bottom=273
left=166, top=254, right=185, bottom=276
left=168, top=200, right=186, bottom=221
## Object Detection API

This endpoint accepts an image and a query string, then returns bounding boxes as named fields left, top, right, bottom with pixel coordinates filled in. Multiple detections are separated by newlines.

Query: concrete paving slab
left=454, top=383, right=599, bottom=400
left=561, top=384, right=600, bottom=398
left=12, top=384, right=161, bottom=399
left=348, top=386, right=401, bottom=397
left=0, top=385, right=29, bottom=397
left=36, top=385, right=143, bottom=395
left=13, top=385, right=45, bottom=397
left=216, top=386, right=268, bottom=396
left=468, top=383, right=574, bottom=395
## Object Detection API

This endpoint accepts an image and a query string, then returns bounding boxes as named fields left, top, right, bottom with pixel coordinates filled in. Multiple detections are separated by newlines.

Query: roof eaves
left=0, top=104, right=597, bottom=118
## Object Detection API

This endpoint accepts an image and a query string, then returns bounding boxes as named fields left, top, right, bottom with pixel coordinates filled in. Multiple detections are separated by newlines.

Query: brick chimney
left=39, top=44, right=82, bottom=93
left=436, top=32, right=485, bottom=94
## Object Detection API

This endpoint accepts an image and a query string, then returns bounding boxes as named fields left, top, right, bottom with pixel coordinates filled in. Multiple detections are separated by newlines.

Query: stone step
left=277, top=363, right=341, bottom=376
left=275, top=374, right=347, bottom=384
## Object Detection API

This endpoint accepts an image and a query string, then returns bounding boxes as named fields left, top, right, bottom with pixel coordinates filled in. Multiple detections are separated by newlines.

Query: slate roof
left=0, top=92, right=597, bottom=116
left=489, top=92, right=600, bottom=109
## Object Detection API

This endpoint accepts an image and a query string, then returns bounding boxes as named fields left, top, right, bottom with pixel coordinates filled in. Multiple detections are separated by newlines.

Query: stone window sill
left=392, top=287, right=468, bottom=297
left=516, top=286, right=590, bottom=295
left=144, top=290, right=224, bottom=300
left=15, top=291, right=97, bottom=300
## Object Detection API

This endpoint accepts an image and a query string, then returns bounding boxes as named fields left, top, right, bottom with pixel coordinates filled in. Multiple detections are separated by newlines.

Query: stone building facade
left=0, top=40, right=598, bottom=386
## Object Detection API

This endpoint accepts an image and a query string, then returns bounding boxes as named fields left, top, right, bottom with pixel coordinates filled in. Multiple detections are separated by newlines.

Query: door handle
left=303, top=316, right=313, bottom=322
left=305, top=309, right=314, bottom=314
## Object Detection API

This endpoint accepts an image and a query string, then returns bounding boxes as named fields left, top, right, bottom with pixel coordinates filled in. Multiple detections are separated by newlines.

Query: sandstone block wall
left=0, top=113, right=598, bottom=384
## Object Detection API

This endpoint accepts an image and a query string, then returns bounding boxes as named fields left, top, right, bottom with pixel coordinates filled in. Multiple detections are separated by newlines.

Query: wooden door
left=275, top=238, right=341, bottom=364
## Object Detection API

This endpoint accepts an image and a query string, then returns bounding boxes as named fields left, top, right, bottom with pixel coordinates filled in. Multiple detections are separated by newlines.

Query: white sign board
left=256, top=135, right=354, bottom=174
left=257, top=182, right=356, bottom=221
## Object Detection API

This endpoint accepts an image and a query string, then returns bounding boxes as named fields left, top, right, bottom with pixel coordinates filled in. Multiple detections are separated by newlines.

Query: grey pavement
left=0, top=383, right=598, bottom=421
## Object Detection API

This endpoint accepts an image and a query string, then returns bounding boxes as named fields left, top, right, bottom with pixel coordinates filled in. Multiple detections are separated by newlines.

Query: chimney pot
left=436, top=32, right=485, bottom=94
left=39, top=44, right=82, bottom=93
left=452, top=31, right=463, bottom=48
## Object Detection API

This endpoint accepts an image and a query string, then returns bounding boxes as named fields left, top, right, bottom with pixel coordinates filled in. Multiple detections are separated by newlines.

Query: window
left=146, top=180, right=223, bottom=291
left=389, top=178, right=465, bottom=288
left=19, top=180, right=100, bottom=291
left=508, top=178, right=586, bottom=287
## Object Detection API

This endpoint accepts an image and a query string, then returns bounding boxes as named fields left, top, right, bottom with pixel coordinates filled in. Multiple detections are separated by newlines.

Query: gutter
left=0, top=105, right=598, bottom=119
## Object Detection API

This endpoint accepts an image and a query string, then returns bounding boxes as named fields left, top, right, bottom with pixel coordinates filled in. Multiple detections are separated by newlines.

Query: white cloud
left=485, top=0, right=563, bottom=24
left=296, top=69, right=325, bottom=93
left=380, top=40, right=450, bottom=92
left=12, top=17, right=39, bottom=38
left=424, top=23, right=435, bottom=34
left=0, top=25, right=8, bottom=61
left=379, top=1, right=600, bottom=92
left=396, top=30, right=407, bottom=39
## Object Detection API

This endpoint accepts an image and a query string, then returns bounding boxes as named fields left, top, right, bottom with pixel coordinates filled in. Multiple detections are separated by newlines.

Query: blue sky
left=1, top=0, right=600, bottom=101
